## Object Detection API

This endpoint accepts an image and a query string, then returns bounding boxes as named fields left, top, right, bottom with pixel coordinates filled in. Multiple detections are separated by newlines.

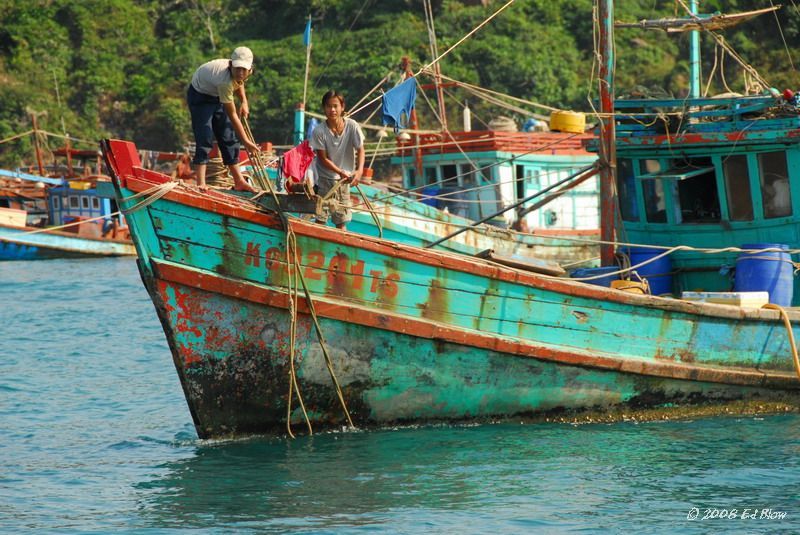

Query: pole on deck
left=401, top=57, right=423, bottom=179
left=689, top=0, right=701, bottom=98
left=598, top=0, right=617, bottom=266
left=293, top=103, right=306, bottom=145
left=30, top=113, right=45, bottom=177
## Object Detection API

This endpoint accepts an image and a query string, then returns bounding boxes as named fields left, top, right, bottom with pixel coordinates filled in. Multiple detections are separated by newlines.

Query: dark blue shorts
left=186, top=84, right=240, bottom=165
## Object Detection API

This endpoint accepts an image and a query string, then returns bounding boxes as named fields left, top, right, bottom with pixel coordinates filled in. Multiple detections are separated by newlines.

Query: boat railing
left=396, top=130, right=594, bottom=156
left=613, top=94, right=798, bottom=135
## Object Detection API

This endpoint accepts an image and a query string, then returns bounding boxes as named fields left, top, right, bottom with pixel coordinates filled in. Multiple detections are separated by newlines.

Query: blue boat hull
left=0, top=224, right=136, bottom=260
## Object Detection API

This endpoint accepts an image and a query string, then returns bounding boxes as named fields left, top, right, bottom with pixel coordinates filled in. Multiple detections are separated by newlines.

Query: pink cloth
left=282, top=140, right=315, bottom=183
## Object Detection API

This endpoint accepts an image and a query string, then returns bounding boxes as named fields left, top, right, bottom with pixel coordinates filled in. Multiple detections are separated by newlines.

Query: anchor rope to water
left=285, top=228, right=313, bottom=438
left=289, top=227, right=356, bottom=430
left=761, top=303, right=800, bottom=380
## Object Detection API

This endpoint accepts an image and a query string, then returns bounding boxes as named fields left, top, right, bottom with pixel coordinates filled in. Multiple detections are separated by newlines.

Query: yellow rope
left=354, top=184, right=383, bottom=238
left=0, top=130, right=34, bottom=145
left=761, top=303, right=800, bottom=380
left=285, top=228, right=313, bottom=438
left=290, top=226, right=356, bottom=430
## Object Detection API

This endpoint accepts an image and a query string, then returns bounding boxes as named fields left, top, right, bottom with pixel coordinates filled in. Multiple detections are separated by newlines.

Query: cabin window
left=758, top=151, right=791, bottom=218
left=81, top=196, right=90, bottom=209
left=618, top=159, right=639, bottom=221
left=675, top=159, right=720, bottom=223
left=69, top=196, right=79, bottom=208
left=723, top=155, right=753, bottom=221
left=407, top=168, right=417, bottom=188
left=641, top=159, right=662, bottom=174
left=442, top=164, right=458, bottom=186
left=92, top=197, right=100, bottom=209
left=515, top=165, right=525, bottom=200
left=424, top=167, right=437, bottom=185
left=53, top=196, right=60, bottom=210
left=642, top=179, right=667, bottom=223
left=459, top=164, right=476, bottom=186
left=530, top=170, right=541, bottom=190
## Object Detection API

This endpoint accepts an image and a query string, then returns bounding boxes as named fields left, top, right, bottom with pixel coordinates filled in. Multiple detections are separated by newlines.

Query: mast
left=689, top=0, right=701, bottom=98
left=598, top=0, right=617, bottom=266
left=401, top=56, right=423, bottom=179
left=423, top=0, right=448, bottom=132
left=30, top=112, right=45, bottom=177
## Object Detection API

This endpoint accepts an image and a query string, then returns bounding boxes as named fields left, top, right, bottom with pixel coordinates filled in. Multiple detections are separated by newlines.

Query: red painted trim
left=152, top=259, right=800, bottom=390
left=124, top=175, right=283, bottom=228
left=618, top=128, right=800, bottom=148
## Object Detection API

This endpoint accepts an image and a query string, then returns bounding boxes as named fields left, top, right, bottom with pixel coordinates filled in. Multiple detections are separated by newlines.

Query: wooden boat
left=0, top=166, right=135, bottom=260
left=102, top=138, right=800, bottom=439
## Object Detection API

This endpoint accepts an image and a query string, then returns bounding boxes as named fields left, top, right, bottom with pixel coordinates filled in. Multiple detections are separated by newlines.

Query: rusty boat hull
left=103, top=139, right=800, bottom=439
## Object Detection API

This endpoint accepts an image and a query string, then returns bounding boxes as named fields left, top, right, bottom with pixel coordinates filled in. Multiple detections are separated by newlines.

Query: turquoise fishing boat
left=102, top=138, right=800, bottom=439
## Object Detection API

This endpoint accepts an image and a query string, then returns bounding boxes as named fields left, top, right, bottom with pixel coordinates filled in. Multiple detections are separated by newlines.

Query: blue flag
left=303, top=19, right=312, bottom=47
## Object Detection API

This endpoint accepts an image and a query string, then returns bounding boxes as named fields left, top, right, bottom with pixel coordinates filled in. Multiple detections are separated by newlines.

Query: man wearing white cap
left=187, top=46, right=260, bottom=192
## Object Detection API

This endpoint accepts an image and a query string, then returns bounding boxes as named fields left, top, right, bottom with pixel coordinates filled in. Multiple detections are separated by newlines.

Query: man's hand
left=239, top=101, right=250, bottom=119
left=244, top=140, right=260, bottom=153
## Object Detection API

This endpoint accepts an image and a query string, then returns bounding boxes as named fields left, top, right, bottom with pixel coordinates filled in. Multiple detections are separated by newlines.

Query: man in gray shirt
left=309, top=90, right=365, bottom=229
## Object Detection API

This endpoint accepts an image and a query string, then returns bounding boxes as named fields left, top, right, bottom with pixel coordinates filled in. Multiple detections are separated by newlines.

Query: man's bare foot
left=233, top=181, right=257, bottom=193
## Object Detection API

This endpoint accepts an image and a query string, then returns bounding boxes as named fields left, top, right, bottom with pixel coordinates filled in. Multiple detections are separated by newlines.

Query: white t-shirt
left=309, top=118, right=364, bottom=188
left=190, top=59, right=241, bottom=103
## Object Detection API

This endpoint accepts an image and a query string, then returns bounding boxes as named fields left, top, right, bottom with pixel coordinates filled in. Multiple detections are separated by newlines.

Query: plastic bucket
left=624, top=246, right=673, bottom=296
left=420, top=186, right=440, bottom=208
left=571, top=266, right=619, bottom=287
left=734, top=243, right=794, bottom=307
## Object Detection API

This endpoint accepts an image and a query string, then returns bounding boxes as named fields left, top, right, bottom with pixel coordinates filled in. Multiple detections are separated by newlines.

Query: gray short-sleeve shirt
left=309, top=118, right=364, bottom=190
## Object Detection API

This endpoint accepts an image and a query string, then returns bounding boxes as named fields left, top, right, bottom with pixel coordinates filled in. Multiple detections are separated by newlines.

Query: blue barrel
left=571, top=266, right=619, bottom=287
left=624, top=246, right=673, bottom=296
left=420, top=186, right=440, bottom=208
left=734, top=243, right=794, bottom=306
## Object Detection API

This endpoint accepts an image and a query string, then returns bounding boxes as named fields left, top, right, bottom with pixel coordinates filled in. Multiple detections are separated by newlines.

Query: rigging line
left=35, top=130, right=96, bottom=146
left=312, top=0, right=373, bottom=90
left=348, top=0, right=518, bottom=117
left=433, top=71, right=559, bottom=113
left=0, top=130, right=34, bottom=145
left=769, top=0, right=796, bottom=72
left=703, top=42, right=720, bottom=97
left=459, top=83, right=549, bottom=119
left=442, top=87, right=491, bottom=129
left=677, top=0, right=770, bottom=90
left=348, top=72, right=392, bottom=117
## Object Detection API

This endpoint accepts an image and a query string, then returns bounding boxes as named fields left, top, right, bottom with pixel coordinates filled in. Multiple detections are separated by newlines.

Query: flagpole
left=295, top=16, right=312, bottom=145
left=302, top=16, right=312, bottom=108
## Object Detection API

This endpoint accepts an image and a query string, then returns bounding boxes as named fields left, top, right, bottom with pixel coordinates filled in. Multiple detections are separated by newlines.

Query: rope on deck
left=762, top=303, right=800, bottom=380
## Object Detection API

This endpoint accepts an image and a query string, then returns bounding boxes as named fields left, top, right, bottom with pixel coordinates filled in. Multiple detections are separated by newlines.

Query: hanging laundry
left=381, top=77, right=417, bottom=132
left=281, top=139, right=315, bottom=183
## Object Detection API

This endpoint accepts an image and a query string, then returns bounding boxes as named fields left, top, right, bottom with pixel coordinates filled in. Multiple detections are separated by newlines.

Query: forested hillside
left=0, top=0, right=798, bottom=166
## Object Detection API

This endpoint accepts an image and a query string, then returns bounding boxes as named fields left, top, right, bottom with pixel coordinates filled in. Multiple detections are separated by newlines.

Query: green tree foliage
left=0, top=0, right=797, bottom=167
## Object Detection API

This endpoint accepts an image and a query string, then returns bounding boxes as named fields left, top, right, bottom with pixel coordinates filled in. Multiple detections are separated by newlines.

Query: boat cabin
left=392, top=129, right=598, bottom=230
left=609, top=94, right=800, bottom=298
left=48, top=181, right=126, bottom=231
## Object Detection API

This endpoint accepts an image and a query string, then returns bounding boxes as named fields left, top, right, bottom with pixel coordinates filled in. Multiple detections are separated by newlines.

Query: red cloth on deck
left=282, top=140, right=315, bottom=183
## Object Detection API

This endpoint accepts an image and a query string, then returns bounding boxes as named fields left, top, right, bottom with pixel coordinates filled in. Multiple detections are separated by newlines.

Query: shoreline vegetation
left=1, top=0, right=798, bottom=167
